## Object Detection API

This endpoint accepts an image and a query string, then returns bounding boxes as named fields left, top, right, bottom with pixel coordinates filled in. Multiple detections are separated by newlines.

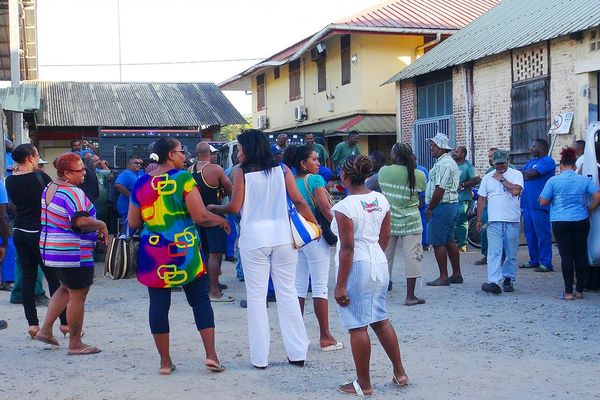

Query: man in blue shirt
left=70, top=139, right=98, bottom=158
left=114, top=156, right=143, bottom=225
left=520, top=139, right=555, bottom=272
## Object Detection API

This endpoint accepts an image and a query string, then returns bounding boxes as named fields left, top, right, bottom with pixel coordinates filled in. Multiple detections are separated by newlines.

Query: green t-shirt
left=457, top=160, right=476, bottom=202
left=331, top=141, right=360, bottom=168
left=378, top=164, right=426, bottom=236
left=313, top=143, right=329, bottom=165
left=295, top=173, right=326, bottom=215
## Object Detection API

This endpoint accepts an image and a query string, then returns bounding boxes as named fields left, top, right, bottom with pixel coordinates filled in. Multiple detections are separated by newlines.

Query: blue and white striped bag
left=287, top=195, right=320, bottom=249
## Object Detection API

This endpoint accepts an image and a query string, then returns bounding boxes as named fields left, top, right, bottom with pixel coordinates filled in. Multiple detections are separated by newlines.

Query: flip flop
left=392, top=375, right=410, bottom=386
left=404, top=298, right=426, bottom=306
left=320, top=342, right=344, bottom=352
left=337, top=380, right=372, bottom=396
left=33, top=333, right=60, bottom=346
left=160, top=364, right=176, bottom=375
left=67, top=346, right=101, bottom=356
left=205, top=360, right=225, bottom=372
left=210, top=294, right=235, bottom=302
left=554, top=292, right=574, bottom=301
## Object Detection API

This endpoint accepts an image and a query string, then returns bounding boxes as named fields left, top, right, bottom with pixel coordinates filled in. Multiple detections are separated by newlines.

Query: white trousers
left=241, top=243, right=310, bottom=367
left=296, top=238, right=331, bottom=299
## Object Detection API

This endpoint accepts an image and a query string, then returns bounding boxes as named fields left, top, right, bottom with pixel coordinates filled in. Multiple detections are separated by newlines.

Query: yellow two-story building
left=220, top=0, right=499, bottom=156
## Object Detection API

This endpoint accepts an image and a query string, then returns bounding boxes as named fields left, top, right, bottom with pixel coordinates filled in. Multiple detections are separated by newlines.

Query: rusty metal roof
left=220, top=0, right=499, bottom=90
left=27, top=81, right=246, bottom=128
left=386, top=0, right=600, bottom=83
left=336, top=0, right=500, bottom=30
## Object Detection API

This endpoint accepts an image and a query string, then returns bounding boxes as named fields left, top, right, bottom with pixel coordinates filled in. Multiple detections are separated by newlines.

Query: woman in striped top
left=34, top=153, right=108, bottom=355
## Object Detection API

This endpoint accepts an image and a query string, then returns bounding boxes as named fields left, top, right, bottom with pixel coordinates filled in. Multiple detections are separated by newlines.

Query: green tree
left=214, top=115, right=252, bottom=141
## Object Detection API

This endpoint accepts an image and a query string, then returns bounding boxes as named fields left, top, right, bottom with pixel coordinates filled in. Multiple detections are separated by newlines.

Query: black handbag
left=304, top=175, right=337, bottom=246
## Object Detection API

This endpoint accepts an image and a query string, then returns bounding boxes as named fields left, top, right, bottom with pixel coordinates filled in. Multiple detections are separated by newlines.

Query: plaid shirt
left=425, top=153, right=460, bottom=204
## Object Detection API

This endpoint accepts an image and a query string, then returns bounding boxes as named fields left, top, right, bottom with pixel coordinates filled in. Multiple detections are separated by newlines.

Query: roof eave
left=219, top=24, right=459, bottom=90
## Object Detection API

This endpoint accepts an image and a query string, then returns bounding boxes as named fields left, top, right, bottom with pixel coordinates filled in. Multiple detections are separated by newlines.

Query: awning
left=280, top=114, right=396, bottom=136
left=0, top=84, right=40, bottom=112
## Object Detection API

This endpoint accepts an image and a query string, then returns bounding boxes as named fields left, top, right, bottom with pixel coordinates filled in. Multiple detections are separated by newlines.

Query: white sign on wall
left=549, top=111, right=574, bottom=135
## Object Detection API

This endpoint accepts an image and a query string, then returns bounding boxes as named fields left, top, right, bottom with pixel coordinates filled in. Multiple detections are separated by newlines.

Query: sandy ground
left=1, top=244, right=600, bottom=400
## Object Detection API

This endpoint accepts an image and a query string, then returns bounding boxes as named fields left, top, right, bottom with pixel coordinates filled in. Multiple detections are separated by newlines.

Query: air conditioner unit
left=294, top=106, right=308, bottom=121
left=256, top=115, right=269, bottom=129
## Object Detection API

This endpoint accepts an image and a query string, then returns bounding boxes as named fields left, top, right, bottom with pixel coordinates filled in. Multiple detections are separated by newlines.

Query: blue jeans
left=522, top=207, right=553, bottom=269
left=226, top=214, right=238, bottom=258
left=486, top=221, right=519, bottom=285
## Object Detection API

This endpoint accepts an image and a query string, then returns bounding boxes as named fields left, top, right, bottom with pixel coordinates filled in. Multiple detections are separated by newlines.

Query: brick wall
left=549, top=37, right=578, bottom=157
left=452, top=66, right=467, bottom=148
left=471, top=53, right=513, bottom=176
left=400, top=79, right=416, bottom=144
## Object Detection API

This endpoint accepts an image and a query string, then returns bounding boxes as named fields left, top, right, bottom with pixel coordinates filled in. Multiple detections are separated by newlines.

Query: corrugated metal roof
left=386, top=0, right=600, bottom=83
left=0, top=84, right=40, bottom=111
left=284, top=114, right=396, bottom=135
left=26, top=81, right=246, bottom=128
left=220, top=0, right=498, bottom=90
left=336, top=0, right=500, bottom=30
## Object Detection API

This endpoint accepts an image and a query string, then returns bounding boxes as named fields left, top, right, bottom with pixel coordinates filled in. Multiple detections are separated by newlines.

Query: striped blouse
left=40, top=184, right=97, bottom=268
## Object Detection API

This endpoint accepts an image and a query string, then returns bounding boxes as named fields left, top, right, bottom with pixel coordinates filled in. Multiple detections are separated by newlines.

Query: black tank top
left=192, top=162, right=221, bottom=206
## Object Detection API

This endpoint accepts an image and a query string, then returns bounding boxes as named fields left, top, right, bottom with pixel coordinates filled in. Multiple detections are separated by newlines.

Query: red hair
left=559, top=146, right=577, bottom=166
left=55, top=153, right=82, bottom=177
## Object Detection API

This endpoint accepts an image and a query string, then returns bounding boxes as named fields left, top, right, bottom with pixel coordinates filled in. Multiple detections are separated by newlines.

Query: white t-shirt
left=331, top=191, right=390, bottom=266
left=478, top=167, right=524, bottom=223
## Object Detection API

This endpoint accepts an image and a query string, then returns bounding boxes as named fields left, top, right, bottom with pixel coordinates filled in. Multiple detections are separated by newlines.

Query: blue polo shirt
left=540, top=170, right=598, bottom=222
left=521, top=155, right=555, bottom=210
left=115, top=169, right=140, bottom=217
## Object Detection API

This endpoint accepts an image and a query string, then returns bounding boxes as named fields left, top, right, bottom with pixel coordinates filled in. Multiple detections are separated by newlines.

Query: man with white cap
left=476, top=150, right=523, bottom=294
left=424, top=133, right=463, bottom=286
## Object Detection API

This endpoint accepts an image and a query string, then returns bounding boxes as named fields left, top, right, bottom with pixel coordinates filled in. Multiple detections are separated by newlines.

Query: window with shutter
left=341, top=35, right=351, bottom=85
left=256, top=74, right=265, bottom=111
left=289, top=60, right=301, bottom=101
left=317, top=58, right=326, bottom=93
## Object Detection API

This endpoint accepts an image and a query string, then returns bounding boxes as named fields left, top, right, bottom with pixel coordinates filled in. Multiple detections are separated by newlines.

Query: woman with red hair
left=539, top=147, right=600, bottom=300
left=34, top=153, right=108, bottom=355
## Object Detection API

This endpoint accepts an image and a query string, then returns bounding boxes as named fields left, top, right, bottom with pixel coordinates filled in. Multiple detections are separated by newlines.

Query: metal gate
left=412, top=115, right=455, bottom=170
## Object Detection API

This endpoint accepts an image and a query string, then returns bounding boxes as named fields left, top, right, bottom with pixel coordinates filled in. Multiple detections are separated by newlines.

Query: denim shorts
left=426, top=202, right=459, bottom=246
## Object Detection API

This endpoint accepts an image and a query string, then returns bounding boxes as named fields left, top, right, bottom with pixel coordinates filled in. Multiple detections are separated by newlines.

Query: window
left=317, top=57, right=326, bottom=92
left=256, top=74, right=265, bottom=111
left=274, top=66, right=280, bottom=79
left=510, top=78, right=549, bottom=165
left=341, top=35, right=351, bottom=85
left=591, top=29, right=600, bottom=51
left=416, top=70, right=452, bottom=119
left=289, top=59, right=301, bottom=101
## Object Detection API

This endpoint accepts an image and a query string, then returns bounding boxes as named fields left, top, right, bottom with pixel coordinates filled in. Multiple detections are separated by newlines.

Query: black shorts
left=52, top=267, right=94, bottom=290
left=198, top=225, right=227, bottom=255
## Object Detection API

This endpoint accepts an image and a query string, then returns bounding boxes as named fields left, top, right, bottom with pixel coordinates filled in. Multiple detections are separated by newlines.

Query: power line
left=39, top=58, right=266, bottom=68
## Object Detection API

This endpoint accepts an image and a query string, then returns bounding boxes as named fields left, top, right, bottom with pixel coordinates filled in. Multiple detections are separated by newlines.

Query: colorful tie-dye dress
left=130, top=169, right=204, bottom=288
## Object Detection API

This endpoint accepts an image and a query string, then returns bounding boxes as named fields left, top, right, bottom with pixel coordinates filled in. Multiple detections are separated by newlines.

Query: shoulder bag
left=105, top=222, right=139, bottom=280
left=304, top=174, right=337, bottom=245
left=281, top=166, right=320, bottom=249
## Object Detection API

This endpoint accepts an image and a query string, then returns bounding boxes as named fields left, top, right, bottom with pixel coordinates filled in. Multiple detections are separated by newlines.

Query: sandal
left=392, top=375, right=409, bottom=386
left=67, top=346, right=101, bottom=356
left=337, top=380, right=372, bottom=396
left=555, top=292, right=574, bottom=301
left=205, top=359, right=225, bottom=372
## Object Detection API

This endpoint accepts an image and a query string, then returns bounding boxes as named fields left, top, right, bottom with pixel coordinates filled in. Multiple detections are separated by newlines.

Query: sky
left=36, top=0, right=380, bottom=116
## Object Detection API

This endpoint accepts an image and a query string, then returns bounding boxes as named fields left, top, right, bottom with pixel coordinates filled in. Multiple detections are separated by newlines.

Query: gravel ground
left=1, top=244, right=599, bottom=400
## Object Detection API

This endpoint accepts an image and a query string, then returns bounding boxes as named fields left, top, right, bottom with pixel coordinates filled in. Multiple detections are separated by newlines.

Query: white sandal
left=337, top=380, right=371, bottom=396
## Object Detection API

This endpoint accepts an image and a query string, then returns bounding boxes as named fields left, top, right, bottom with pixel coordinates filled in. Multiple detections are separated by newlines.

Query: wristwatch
left=499, top=178, right=506, bottom=183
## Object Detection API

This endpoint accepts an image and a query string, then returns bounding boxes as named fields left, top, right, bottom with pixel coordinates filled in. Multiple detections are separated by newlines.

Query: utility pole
left=9, top=0, right=24, bottom=145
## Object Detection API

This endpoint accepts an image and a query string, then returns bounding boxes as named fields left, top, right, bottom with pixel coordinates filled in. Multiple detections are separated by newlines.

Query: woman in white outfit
left=209, top=130, right=316, bottom=369
left=283, top=145, right=342, bottom=352
left=332, top=155, right=409, bottom=396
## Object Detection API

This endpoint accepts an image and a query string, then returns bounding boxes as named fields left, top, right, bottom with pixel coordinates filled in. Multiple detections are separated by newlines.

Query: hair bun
left=149, top=153, right=159, bottom=161
left=354, top=155, right=372, bottom=176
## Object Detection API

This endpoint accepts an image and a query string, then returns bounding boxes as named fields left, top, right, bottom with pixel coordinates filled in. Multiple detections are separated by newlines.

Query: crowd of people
left=1, top=130, right=600, bottom=397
